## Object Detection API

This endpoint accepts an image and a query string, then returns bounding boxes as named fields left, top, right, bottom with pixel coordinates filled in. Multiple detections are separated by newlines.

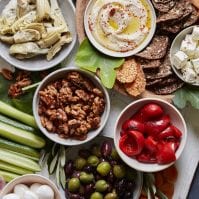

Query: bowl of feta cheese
left=170, top=26, right=199, bottom=86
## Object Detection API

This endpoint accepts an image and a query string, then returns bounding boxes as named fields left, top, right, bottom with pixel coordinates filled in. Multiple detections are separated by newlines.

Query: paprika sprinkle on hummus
left=87, top=0, right=153, bottom=53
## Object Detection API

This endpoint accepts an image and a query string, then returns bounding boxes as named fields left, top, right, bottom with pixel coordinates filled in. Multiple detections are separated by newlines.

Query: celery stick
left=0, top=149, right=41, bottom=172
left=0, top=170, right=19, bottom=182
left=0, top=121, right=45, bottom=149
left=0, top=161, right=34, bottom=175
left=0, top=100, right=37, bottom=128
left=0, top=138, right=40, bottom=159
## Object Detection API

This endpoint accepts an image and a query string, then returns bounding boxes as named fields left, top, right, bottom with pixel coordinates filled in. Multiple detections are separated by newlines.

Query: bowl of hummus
left=84, top=0, right=156, bottom=57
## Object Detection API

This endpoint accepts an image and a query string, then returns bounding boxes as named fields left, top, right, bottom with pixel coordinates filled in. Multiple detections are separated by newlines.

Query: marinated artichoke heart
left=38, top=32, right=60, bottom=48
left=36, top=0, right=51, bottom=21
left=49, top=0, right=69, bottom=34
left=17, top=0, right=36, bottom=18
left=0, top=35, right=14, bottom=44
left=14, top=29, right=41, bottom=43
left=23, top=23, right=46, bottom=34
left=0, top=0, right=17, bottom=34
left=10, top=42, right=48, bottom=58
left=12, top=11, right=37, bottom=33
left=47, top=33, right=72, bottom=60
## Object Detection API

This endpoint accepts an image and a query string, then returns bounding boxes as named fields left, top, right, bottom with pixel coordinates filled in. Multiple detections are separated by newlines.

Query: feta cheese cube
left=192, top=58, right=199, bottom=74
left=173, top=51, right=188, bottom=69
left=180, top=40, right=196, bottom=58
left=192, top=26, right=199, bottom=41
left=185, top=34, right=198, bottom=45
left=181, top=61, right=193, bottom=73
left=182, top=67, right=197, bottom=83
left=194, top=47, right=199, bottom=59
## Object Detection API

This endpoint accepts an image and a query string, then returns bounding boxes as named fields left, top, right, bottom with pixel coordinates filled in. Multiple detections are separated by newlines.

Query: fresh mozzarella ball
left=2, top=194, right=20, bottom=199
left=30, top=183, right=42, bottom=194
left=14, top=184, right=29, bottom=197
left=36, top=185, right=54, bottom=199
left=23, top=190, right=39, bottom=199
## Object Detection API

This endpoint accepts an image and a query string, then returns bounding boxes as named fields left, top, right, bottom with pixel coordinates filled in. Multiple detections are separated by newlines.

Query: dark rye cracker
left=153, top=0, right=172, bottom=3
left=183, top=5, right=199, bottom=28
left=152, top=0, right=176, bottom=13
left=138, top=59, right=162, bottom=69
left=144, top=51, right=172, bottom=80
left=153, top=81, right=184, bottom=95
left=146, top=79, right=162, bottom=86
left=135, top=35, right=169, bottom=60
left=156, top=1, right=184, bottom=24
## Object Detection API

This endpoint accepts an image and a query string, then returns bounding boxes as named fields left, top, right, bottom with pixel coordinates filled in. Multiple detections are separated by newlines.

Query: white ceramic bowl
left=0, top=0, right=77, bottom=71
left=0, top=174, right=61, bottom=199
left=33, top=68, right=110, bottom=146
left=114, top=98, right=187, bottom=172
left=170, top=25, right=199, bottom=86
left=84, top=0, right=156, bottom=57
left=65, top=136, right=143, bottom=199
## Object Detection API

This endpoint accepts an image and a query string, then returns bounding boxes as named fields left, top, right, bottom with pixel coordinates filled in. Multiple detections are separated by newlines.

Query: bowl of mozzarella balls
left=170, top=26, right=199, bottom=86
left=0, top=174, right=61, bottom=199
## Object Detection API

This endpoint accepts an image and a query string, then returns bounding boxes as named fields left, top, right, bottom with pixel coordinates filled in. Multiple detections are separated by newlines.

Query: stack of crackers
left=115, top=0, right=199, bottom=97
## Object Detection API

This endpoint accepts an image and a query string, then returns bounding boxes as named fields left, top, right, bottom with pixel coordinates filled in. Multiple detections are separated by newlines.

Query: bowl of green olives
left=64, top=136, right=143, bottom=199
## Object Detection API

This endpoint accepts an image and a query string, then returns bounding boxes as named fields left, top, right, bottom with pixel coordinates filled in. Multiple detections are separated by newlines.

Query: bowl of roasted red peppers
left=114, top=98, right=187, bottom=172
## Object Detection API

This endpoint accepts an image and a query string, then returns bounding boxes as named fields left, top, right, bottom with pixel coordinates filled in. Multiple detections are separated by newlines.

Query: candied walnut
left=1, top=68, right=13, bottom=80
left=75, top=89, right=89, bottom=101
left=8, top=70, right=32, bottom=98
left=58, top=123, right=69, bottom=135
left=92, top=97, right=105, bottom=115
left=40, top=116, right=54, bottom=132
left=68, top=119, right=81, bottom=129
left=87, top=115, right=101, bottom=129
left=92, top=88, right=104, bottom=97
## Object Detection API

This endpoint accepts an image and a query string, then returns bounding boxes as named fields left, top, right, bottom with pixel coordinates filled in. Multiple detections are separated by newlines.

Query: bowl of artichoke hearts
left=0, top=0, right=77, bottom=71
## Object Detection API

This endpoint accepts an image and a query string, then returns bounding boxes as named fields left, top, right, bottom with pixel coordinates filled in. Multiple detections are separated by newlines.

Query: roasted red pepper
left=122, top=119, right=145, bottom=133
left=133, top=103, right=164, bottom=122
left=158, top=125, right=182, bottom=141
left=119, top=130, right=144, bottom=157
left=145, top=115, right=170, bottom=137
left=144, top=136, right=158, bottom=154
left=157, top=143, right=176, bottom=164
left=136, top=151, right=157, bottom=163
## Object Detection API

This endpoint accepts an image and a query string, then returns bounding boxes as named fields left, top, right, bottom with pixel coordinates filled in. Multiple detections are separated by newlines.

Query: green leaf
left=75, top=39, right=124, bottom=88
left=173, top=86, right=199, bottom=109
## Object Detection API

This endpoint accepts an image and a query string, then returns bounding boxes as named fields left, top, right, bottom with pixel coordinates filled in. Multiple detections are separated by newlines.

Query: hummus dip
left=88, top=0, right=152, bottom=52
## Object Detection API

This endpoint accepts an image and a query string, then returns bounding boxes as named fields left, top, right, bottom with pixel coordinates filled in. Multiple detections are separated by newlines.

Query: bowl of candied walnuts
left=33, top=68, right=110, bottom=145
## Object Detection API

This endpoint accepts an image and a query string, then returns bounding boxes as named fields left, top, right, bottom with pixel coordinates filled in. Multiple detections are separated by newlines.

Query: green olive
left=68, top=178, right=80, bottom=192
left=111, top=149, right=120, bottom=160
left=80, top=172, right=94, bottom=184
left=87, top=155, right=99, bottom=167
left=96, top=162, right=111, bottom=176
left=74, top=157, right=87, bottom=170
left=95, top=180, right=109, bottom=192
left=104, top=192, right=118, bottom=199
left=91, top=145, right=101, bottom=157
left=90, top=192, right=103, bottom=199
left=113, top=165, right=126, bottom=179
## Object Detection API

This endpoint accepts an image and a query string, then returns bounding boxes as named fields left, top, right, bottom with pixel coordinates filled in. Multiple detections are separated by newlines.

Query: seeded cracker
left=124, top=63, right=146, bottom=97
left=135, top=35, right=169, bottom=60
left=116, top=59, right=137, bottom=83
